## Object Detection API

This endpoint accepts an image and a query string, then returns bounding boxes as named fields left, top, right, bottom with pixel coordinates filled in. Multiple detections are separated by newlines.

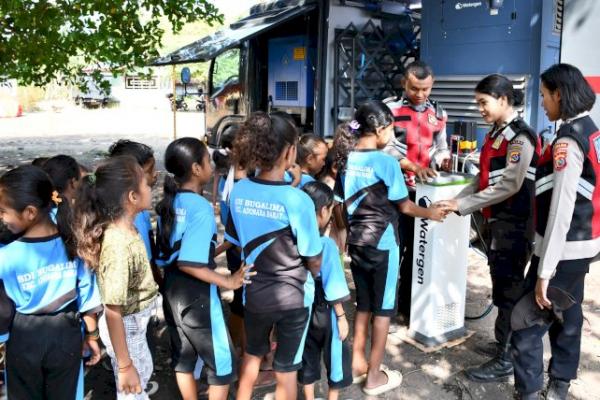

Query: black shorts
left=164, top=269, right=236, bottom=385
left=298, top=304, right=352, bottom=389
left=349, top=244, right=400, bottom=317
left=244, top=307, right=310, bottom=372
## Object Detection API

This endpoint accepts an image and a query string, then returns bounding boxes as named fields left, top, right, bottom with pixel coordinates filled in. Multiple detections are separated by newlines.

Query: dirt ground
left=0, top=109, right=598, bottom=400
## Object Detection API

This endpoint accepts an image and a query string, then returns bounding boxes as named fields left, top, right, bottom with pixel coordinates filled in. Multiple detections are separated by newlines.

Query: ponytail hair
left=73, top=156, right=143, bottom=270
left=297, top=134, right=327, bottom=167
left=332, top=100, right=394, bottom=170
left=42, top=155, right=81, bottom=195
left=155, top=137, right=209, bottom=256
left=475, top=74, right=524, bottom=107
left=0, top=165, right=77, bottom=259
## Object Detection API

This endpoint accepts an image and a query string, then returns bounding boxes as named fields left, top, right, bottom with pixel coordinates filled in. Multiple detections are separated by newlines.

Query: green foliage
left=0, top=0, right=223, bottom=92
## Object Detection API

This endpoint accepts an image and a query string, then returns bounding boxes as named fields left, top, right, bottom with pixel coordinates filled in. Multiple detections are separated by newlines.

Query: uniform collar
left=561, top=111, right=590, bottom=126
left=402, top=97, right=433, bottom=113
left=490, top=112, right=520, bottom=138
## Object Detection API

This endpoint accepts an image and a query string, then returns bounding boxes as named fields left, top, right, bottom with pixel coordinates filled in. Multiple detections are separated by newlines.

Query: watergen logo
left=415, top=196, right=432, bottom=285
left=455, top=1, right=483, bottom=10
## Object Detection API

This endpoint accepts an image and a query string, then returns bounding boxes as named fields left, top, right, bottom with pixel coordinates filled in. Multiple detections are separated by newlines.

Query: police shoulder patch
left=509, top=151, right=521, bottom=163
left=553, top=142, right=568, bottom=171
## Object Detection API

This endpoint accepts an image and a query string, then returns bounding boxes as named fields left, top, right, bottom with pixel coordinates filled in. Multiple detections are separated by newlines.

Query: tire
left=182, top=102, right=188, bottom=111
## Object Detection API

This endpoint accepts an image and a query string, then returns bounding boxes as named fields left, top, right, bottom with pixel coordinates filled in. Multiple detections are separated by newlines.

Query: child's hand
left=337, top=314, right=349, bottom=341
left=117, top=362, right=142, bottom=395
left=226, top=263, right=256, bottom=290
left=427, top=205, right=450, bottom=222
left=287, top=163, right=302, bottom=186
left=83, top=337, right=102, bottom=366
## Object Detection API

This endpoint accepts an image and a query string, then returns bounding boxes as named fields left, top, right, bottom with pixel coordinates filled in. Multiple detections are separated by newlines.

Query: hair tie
left=349, top=120, right=361, bottom=135
left=87, top=173, right=97, bottom=186
left=51, top=190, right=62, bottom=206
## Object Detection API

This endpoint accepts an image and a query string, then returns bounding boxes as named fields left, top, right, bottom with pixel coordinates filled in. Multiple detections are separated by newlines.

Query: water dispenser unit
left=409, top=172, right=473, bottom=348
left=268, top=35, right=315, bottom=126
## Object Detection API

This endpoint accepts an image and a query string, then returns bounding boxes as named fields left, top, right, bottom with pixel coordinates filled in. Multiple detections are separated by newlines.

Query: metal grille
left=430, top=75, right=529, bottom=128
left=333, top=14, right=421, bottom=125
left=436, top=302, right=459, bottom=331
left=275, top=81, right=299, bottom=101
left=553, top=0, right=564, bottom=35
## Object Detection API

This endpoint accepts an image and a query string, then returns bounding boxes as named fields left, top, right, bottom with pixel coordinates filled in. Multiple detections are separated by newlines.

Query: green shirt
left=97, top=225, right=158, bottom=316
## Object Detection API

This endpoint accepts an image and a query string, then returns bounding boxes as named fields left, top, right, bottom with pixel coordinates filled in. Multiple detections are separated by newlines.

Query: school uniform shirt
left=318, top=236, right=350, bottom=304
left=0, top=234, right=102, bottom=317
left=97, top=225, right=158, bottom=316
left=334, top=150, right=408, bottom=250
left=134, top=210, right=155, bottom=264
left=298, top=173, right=315, bottom=189
left=225, top=177, right=323, bottom=314
left=156, top=190, right=220, bottom=295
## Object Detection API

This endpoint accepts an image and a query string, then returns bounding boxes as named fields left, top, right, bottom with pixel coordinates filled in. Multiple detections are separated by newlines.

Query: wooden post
left=172, top=65, right=177, bottom=140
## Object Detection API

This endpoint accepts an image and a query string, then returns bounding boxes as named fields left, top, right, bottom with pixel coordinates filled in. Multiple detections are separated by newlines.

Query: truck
left=152, top=0, right=598, bottom=149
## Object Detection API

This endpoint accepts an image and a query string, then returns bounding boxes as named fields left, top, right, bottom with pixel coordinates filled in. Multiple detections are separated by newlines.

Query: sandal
left=361, top=367, right=403, bottom=396
left=352, top=363, right=388, bottom=385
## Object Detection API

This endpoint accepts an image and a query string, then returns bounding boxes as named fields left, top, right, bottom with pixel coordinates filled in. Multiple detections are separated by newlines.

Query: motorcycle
left=167, top=93, right=188, bottom=111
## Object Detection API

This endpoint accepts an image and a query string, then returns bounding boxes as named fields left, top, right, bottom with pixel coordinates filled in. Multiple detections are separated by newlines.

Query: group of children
left=0, top=97, right=446, bottom=399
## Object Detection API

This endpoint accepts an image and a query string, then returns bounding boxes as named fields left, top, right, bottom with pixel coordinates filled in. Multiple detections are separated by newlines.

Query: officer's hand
left=440, top=158, right=452, bottom=172
left=337, top=314, right=349, bottom=341
left=415, top=166, right=438, bottom=182
left=427, top=205, right=450, bottom=222
left=535, top=278, right=552, bottom=310
left=433, top=199, right=458, bottom=213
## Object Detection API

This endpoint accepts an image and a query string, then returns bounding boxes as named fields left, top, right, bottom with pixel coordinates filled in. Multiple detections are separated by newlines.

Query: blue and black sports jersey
left=134, top=210, right=155, bottom=263
left=318, top=236, right=350, bottom=305
left=334, top=149, right=408, bottom=250
left=225, top=177, right=323, bottom=313
left=49, top=206, right=58, bottom=224
left=156, top=190, right=218, bottom=301
left=298, top=173, right=315, bottom=189
left=0, top=234, right=102, bottom=316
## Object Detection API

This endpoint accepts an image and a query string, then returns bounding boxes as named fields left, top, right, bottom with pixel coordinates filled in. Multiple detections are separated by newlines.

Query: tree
left=0, top=0, right=223, bottom=92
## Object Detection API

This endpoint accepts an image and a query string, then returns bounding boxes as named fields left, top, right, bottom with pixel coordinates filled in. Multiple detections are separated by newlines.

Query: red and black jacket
left=385, top=98, right=447, bottom=187
left=535, top=115, right=600, bottom=242
left=479, top=118, right=540, bottom=220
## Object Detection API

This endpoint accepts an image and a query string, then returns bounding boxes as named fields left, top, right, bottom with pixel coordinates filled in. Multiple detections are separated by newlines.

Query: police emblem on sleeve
left=509, top=151, right=521, bottom=163
left=553, top=142, right=568, bottom=171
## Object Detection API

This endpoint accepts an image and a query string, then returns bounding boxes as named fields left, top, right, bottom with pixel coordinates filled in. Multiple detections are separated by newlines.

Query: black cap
left=511, top=286, right=576, bottom=331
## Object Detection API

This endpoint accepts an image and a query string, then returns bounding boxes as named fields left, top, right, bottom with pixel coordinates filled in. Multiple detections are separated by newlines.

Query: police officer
left=512, top=64, right=600, bottom=400
left=384, top=61, right=450, bottom=322
left=436, top=74, right=540, bottom=382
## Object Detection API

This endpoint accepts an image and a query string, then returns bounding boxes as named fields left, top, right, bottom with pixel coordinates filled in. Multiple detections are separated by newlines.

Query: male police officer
left=384, top=61, right=450, bottom=322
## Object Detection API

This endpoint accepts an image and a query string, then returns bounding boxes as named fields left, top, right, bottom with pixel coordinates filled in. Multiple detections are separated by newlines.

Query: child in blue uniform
left=73, top=156, right=159, bottom=399
left=42, top=154, right=82, bottom=223
left=225, top=112, right=323, bottom=400
left=296, top=134, right=328, bottom=188
left=155, top=138, right=251, bottom=400
left=0, top=165, right=102, bottom=400
left=333, top=101, right=448, bottom=396
left=299, top=181, right=352, bottom=400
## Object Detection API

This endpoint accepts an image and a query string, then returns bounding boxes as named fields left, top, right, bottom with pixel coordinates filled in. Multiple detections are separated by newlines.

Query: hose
left=465, top=211, right=494, bottom=320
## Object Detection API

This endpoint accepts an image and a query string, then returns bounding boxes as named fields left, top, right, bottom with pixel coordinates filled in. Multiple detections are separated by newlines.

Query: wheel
left=182, top=102, right=188, bottom=111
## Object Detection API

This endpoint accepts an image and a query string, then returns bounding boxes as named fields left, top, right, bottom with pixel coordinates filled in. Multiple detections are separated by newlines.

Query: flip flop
left=361, top=367, right=403, bottom=396
left=352, top=364, right=388, bottom=384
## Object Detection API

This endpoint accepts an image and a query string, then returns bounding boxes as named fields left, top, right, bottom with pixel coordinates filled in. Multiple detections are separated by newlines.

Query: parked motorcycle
left=167, top=93, right=188, bottom=111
